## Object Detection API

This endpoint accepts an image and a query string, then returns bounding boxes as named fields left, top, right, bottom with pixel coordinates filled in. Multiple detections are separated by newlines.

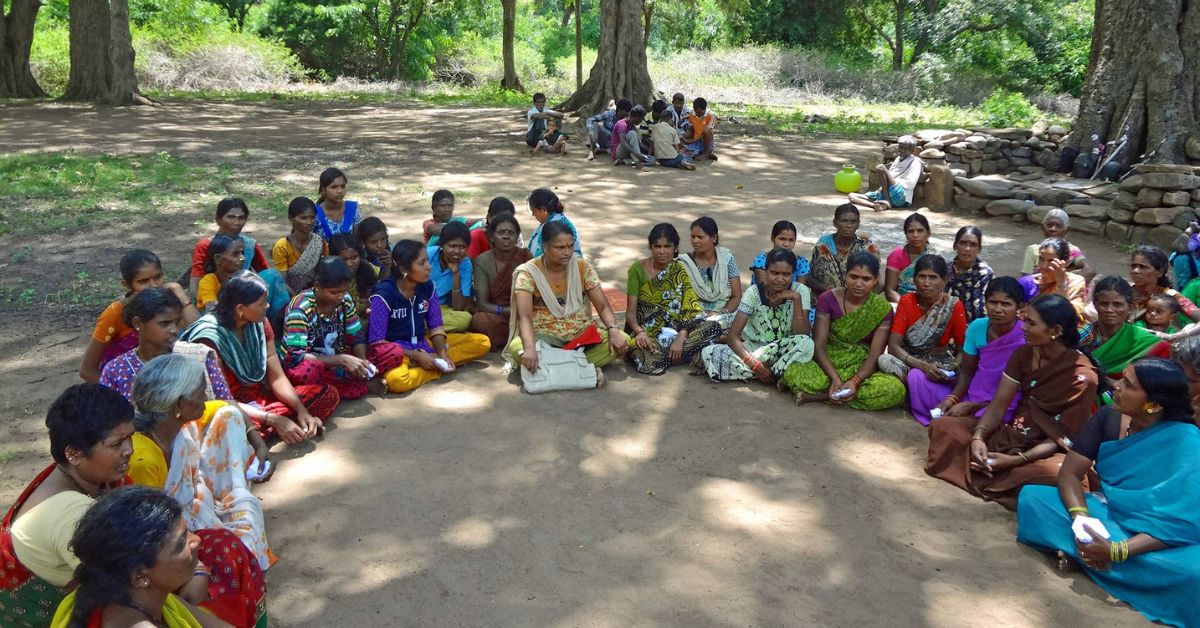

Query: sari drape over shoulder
left=925, top=344, right=1098, bottom=509
left=1083, top=323, right=1171, bottom=377
left=627, top=259, right=722, bottom=375
left=1018, top=421, right=1200, bottom=628
left=0, top=465, right=71, bottom=628
left=908, top=320, right=1024, bottom=425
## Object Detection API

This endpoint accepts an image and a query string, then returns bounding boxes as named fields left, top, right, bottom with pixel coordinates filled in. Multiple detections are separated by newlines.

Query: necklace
left=57, top=465, right=97, bottom=498
left=147, top=430, right=172, bottom=464
left=123, top=601, right=166, bottom=627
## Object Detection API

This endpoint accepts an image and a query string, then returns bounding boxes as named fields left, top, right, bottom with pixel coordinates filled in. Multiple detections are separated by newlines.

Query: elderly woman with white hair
left=128, top=353, right=274, bottom=575
left=1020, top=208, right=1096, bottom=285
left=850, top=135, right=923, bottom=212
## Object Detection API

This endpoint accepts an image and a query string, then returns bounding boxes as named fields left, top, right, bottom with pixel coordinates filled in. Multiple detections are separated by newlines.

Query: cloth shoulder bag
left=520, top=340, right=597, bottom=393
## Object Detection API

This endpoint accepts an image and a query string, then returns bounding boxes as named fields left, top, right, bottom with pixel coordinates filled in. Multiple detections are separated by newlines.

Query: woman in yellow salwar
left=52, top=486, right=233, bottom=628
left=783, top=252, right=906, bottom=410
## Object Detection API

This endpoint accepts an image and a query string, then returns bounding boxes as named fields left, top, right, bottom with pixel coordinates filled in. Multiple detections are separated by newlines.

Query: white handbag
left=520, top=340, right=598, bottom=393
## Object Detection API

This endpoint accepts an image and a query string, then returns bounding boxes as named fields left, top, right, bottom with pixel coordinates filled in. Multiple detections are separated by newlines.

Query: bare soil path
left=0, top=100, right=1144, bottom=626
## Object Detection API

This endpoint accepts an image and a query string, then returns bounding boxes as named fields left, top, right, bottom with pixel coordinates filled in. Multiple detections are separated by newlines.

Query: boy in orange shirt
left=681, top=97, right=718, bottom=161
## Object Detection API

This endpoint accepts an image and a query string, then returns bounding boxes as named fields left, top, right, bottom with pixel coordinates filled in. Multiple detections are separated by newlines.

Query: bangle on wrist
left=1017, top=451, right=1030, bottom=463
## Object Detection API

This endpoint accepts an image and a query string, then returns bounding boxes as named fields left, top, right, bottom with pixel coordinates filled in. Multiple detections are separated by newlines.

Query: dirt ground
left=0, top=100, right=1149, bottom=627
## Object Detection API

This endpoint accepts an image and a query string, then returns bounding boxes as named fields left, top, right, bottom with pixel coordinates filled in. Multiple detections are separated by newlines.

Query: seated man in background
left=584, top=99, right=632, bottom=162
left=525, top=92, right=564, bottom=149
left=850, top=135, right=923, bottom=212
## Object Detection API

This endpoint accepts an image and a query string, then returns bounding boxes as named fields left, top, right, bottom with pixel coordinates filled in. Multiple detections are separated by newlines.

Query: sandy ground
left=0, top=100, right=1149, bottom=627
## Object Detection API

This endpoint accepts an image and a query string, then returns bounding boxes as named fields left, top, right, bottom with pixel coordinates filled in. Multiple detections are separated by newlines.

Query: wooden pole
left=575, top=0, right=582, bottom=90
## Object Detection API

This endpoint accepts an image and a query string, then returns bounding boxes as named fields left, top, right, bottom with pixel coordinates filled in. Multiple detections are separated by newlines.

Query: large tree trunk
left=559, top=0, right=653, bottom=116
left=62, top=0, right=112, bottom=101
left=106, top=0, right=147, bottom=105
left=1072, top=0, right=1200, bottom=165
left=1, top=0, right=46, bottom=98
left=500, top=0, right=522, bottom=91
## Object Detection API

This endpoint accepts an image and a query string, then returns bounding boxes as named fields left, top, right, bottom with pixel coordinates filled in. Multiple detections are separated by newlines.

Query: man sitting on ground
left=668, top=93, right=690, bottom=129
left=849, top=135, right=923, bottom=212
left=585, top=99, right=632, bottom=162
left=681, top=97, right=718, bottom=161
left=525, top=92, right=564, bottom=149
left=611, top=105, right=655, bottom=169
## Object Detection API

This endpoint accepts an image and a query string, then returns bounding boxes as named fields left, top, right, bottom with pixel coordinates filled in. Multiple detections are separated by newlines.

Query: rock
left=1048, top=124, right=1068, bottom=136
left=963, top=149, right=985, bottom=160
left=1129, top=225, right=1153, bottom=243
left=1106, top=221, right=1134, bottom=243
left=1066, top=203, right=1110, bottom=219
left=1018, top=165, right=1044, bottom=174
left=985, top=199, right=1034, bottom=216
left=884, top=144, right=899, bottom=160
left=924, top=140, right=946, bottom=150
left=1020, top=180, right=1053, bottom=190
left=950, top=167, right=968, bottom=177
left=954, top=194, right=990, bottom=212
left=924, top=165, right=954, bottom=211
left=1134, top=206, right=1181, bottom=225
left=1086, top=183, right=1121, bottom=201
left=1025, top=137, right=1043, bottom=148
left=969, top=127, right=1029, bottom=141
left=1188, top=134, right=1200, bottom=161
left=1142, top=173, right=1200, bottom=190
left=1011, top=190, right=1034, bottom=201
left=1012, top=213, right=1028, bottom=223
left=1192, top=189, right=1200, bottom=202
left=1033, top=188, right=1083, bottom=207
left=1008, top=172, right=1041, bottom=182
left=919, top=148, right=945, bottom=160
left=1131, top=163, right=1196, bottom=175
left=1112, top=191, right=1138, bottom=212
left=944, top=154, right=961, bottom=163
left=1027, top=205, right=1056, bottom=224
left=1119, top=174, right=1145, bottom=192
left=1031, top=120, right=1050, bottom=137
left=1035, top=149, right=1058, bottom=169
left=1163, top=190, right=1192, bottom=206
left=946, top=142, right=969, bottom=155
left=1010, top=157, right=1032, bottom=167
left=1073, top=218, right=1105, bottom=235
left=981, top=160, right=999, bottom=175
left=1174, top=207, right=1200, bottom=230
left=956, top=177, right=1016, bottom=198
left=1149, top=225, right=1185, bottom=250
left=1107, top=207, right=1136, bottom=223
left=915, top=129, right=964, bottom=143
left=1011, top=146, right=1033, bottom=158
left=965, top=135, right=987, bottom=150
left=969, top=159, right=983, bottom=174
left=995, top=158, right=1010, bottom=171
left=1137, top=187, right=1166, bottom=208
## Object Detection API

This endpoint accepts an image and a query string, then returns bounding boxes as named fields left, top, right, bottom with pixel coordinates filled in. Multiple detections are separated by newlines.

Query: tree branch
left=854, top=3, right=895, bottom=51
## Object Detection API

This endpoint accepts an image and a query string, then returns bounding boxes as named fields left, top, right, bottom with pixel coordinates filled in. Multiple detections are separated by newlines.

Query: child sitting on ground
left=423, top=189, right=477, bottom=246
left=649, top=107, right=695, bottom=170
left=1137, top=293, right=1182, bottom=334
left=681, top=97, right=719, bottom=161
left=531, top=117, right=568, bottom=155
left=525, top=92, right=564, bottom=149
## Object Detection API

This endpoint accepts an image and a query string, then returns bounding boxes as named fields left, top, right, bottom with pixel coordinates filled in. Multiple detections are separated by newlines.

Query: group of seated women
left=5, top=165, right=1196, bottom=626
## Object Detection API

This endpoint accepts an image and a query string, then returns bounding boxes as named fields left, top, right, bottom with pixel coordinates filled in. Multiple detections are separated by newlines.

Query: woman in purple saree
left=909, top=276, right=1026, bottom=425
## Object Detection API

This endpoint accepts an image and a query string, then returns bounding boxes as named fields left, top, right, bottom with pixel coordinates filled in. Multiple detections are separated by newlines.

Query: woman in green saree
left=626, top=224, right=722, bottom=375
left=783, top=252, right=906, bottom=410
left=1079, top=275, right=1171, bottom=381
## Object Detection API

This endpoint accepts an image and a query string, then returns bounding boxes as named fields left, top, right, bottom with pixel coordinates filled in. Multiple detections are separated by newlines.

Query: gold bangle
left=1018, top=452, right=1030, bottom=463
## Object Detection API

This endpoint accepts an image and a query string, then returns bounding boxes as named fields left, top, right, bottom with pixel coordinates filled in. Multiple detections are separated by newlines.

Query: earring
left=1143, top=402, right=1162, bottom=414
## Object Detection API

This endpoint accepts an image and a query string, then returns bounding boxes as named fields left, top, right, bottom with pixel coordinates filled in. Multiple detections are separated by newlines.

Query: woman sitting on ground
left=369, top=240, right=491, bottom=393
left=1020, top=209, right=1096, bottom=285
left=196, top=235, right=245, bottom=311
left=0, top=385, right=133, bottom=627
left=925, top=294, right=1099, bottom=510
left=505, top=222, right=629, bottom=379
left=52, top=486, right=235, bottom=628
left=527, top=188, right=581, bottom=258
left=1019, top=237, right=1089, bottom=323
left=808, top=203, right=880, bottom=294
left=678, top=216, right=742, bottom=329
left=180, top=271, right=338, bottom=445
left=272, top=197, right=328, bottom=296
left=1127, top=244, right=1200, bottom=327
left=97, top=287, right=271, bottom=472
left=878, top=255, right=967, bottom=388
left=883, top=212, right=937, bottom=303
left=314, top=166, right=360, bottom=239
left=427, top=221, right=476, bottom=332
left=627, top=223, right=722, bottom=375
left=127, top=356, right=270, bottom=626
left=80, top=249, right=198, bottom=384
left=783, top=252, right=905, bottom=410
left=1017, top=358, right=1200, bottom=628
left=328, top=233, right=380, bottom=318
left=469, top=212, right=531, bottom=350
left=945, top=226, right=993, bottom=322
left=912, top=277, right=1026, bottom=426
left=284, top=257, right=403, bottom=400
left=187, top=198, right=273, bottom=296
left=1078, top=275, right=1171, bottom=381
left=700, top=248, right=813, bottom=383
left=355, top=216, right=393, bottom=280
left=750, top=220, right=810, bottom=288
left=466, top=197, right=518, bottom=259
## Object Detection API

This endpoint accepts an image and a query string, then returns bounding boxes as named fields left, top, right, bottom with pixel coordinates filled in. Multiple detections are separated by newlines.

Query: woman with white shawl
left=678, top=216, right=743, bottom=330
left=504, top=221, right=630, bottom=383
left=850, top=135, right=923, bottom=212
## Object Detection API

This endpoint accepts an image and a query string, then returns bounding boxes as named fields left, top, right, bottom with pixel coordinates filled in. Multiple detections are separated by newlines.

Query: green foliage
left=977, top=88, right=1040, bottom=127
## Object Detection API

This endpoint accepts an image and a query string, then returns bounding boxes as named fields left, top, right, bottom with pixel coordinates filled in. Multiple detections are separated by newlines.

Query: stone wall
left=874, top=125, right=1200, bottom=251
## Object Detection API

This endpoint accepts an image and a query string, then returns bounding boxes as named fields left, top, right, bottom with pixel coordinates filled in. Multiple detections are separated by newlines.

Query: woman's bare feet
left=595, top=367, right=606, bottom=388
left=1056, top=551, right=1081, bottom=573
left=873, top=201, right=889, bottom=212
left=587, top=149, right=596, bottom=161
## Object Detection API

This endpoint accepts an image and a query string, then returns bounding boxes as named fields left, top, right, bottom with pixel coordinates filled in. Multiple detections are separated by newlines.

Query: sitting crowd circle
left=3, top=138, right=1200, bottom=627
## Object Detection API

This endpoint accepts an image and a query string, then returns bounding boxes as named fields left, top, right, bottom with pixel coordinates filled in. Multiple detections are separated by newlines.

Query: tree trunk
left=561, top=1, right=575, bottom=28
left=390, top=0, right=425, bottom=80
left=559, top=0, right=653, bottom=116
left=890, top=1, right=905, bottom=72
left=0, top=0, right=47, bottom=98
left=106, top=0, right=147, bottom=105
left=575, top=0, right=582, bottom=90
left=500, top=0, right=522, bottom=91
left=62, top=0, right=112, bottom=101
left=1071, top=0, right=1200, bottom=165
left=642, top=0, right=653, bottom=49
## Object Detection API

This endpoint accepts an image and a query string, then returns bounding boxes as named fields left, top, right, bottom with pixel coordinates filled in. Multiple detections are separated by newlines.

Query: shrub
left=978, top=88, right=1041, bottom=127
